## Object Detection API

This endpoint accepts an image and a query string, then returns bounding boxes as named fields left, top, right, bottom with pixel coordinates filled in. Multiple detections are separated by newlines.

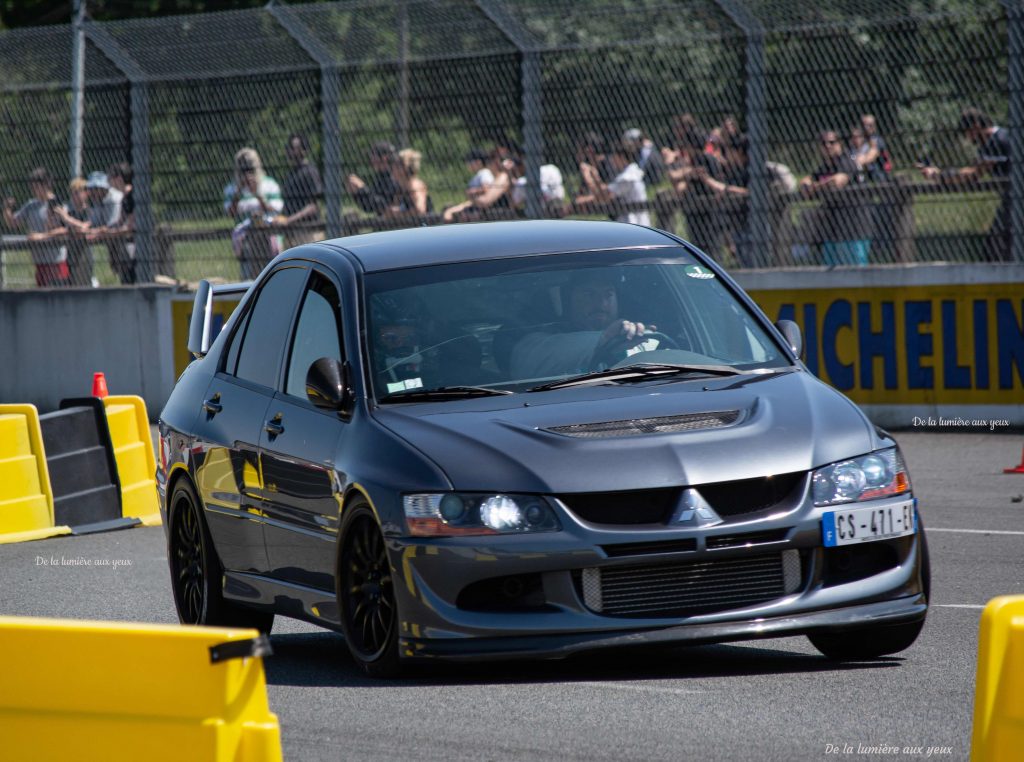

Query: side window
left=285, top=273, right=343, bottom=399
left=234, top=266, right=308, bottom=388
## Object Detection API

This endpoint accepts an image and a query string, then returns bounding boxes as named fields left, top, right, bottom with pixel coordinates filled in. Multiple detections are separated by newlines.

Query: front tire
left=809, top=528, right=930, bottom=660
left=168, top=479, right=274, bottom=633
left=337, top=501, right=401, bottom=678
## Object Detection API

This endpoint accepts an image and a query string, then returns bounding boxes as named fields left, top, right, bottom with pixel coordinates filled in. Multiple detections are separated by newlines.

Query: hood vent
left=545, top=410, right=741, bottom=439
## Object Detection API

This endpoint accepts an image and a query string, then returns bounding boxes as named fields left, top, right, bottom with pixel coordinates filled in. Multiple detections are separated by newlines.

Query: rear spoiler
left=187, top=279, right=252, bottom=359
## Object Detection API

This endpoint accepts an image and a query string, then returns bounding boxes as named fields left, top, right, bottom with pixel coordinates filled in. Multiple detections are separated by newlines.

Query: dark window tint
left=234, top=266, right=308, bottom=388
left=286, top=273, right=343, bottom=399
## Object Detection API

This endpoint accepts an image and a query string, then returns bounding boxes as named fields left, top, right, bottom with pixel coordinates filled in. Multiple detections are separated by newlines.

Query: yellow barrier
left=103, top=394, right=161, bottom=526
left=0, top=405, right=69, bottom=544
left=0, top=616, right=282, bottom=762
left=971, top=596, right=1024, bottom=761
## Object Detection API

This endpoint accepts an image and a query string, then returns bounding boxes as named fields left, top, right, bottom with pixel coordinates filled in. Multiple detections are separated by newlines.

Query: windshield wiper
left=379, top=385, right=513, bottom=403
left=526, top=363, right=744, bottom=392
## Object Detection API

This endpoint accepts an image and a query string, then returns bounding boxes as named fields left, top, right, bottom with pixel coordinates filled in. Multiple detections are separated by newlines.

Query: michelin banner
left=736, top=266, right=1023, bottom=427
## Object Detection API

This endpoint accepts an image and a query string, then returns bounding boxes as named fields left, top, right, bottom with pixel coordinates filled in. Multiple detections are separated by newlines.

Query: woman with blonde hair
left=390, top=148, right=432, bottom=216
left=223, top=147, right=284, bottom=278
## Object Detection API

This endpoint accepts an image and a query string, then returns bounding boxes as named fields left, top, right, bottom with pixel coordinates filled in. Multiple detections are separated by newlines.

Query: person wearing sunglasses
left=224, top=147, right=284, bottom=279
left=799, top=129, right=871, bottom=266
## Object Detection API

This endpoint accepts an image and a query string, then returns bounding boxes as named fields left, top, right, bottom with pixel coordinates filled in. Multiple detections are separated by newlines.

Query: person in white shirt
left=573, top=142, right=652, bottom=227
left=606, top=144, right=651, bottom=226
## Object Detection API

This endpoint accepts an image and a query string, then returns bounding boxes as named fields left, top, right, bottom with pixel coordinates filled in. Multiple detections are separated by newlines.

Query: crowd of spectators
left=2, top=163, right=136, bottom=287
left=2, top=107, right=1012, bottom=286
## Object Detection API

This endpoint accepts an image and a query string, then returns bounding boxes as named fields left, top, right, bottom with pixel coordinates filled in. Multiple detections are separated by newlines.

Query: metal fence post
left=268, top=3, right=344, bottom=239
left=85, top=22, right=153, bottom=282
left=397, top=0, right=411, bottom=151
left=474, top=0, right=544, bottom=218
left=714, top=0, right=769, bottom=265
left=1005, top=0, right=1024, bottom=262
left=69, top=0, right=86, bottom=179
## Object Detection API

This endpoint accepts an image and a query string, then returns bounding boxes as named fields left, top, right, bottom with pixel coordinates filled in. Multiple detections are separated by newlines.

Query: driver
left=372, top=294, right=433, bottom=391
left=509, top=270, right=655, bottom=379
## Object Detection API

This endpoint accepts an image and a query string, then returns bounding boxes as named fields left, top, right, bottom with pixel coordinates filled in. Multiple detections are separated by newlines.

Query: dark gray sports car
left=158, top=220, right=928, bottom=676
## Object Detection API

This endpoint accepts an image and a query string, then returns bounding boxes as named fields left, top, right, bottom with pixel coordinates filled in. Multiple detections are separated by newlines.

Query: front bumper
left=390, top=494, right=928, bottom=661
left=401, top=594, right=927, bottom=661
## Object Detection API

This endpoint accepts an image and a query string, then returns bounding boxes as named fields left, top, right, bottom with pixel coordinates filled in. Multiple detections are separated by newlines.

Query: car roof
left=321, top=220, right=680, bottom=273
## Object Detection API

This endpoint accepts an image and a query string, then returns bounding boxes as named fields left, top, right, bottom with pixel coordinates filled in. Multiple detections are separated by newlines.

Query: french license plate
left=822, top=498, right=917, bottom=547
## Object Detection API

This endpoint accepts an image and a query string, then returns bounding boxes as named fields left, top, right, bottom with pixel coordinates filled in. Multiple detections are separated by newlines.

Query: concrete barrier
left=0, top=615, right=282, bottom=762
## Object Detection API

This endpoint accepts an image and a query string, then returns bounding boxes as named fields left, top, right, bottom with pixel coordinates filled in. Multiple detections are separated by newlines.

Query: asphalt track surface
left=3, top=430, right=1023, bottom=761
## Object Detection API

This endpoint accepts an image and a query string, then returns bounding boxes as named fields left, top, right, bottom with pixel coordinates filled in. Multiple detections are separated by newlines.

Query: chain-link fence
left=0, top=0, right=1018, bottom=288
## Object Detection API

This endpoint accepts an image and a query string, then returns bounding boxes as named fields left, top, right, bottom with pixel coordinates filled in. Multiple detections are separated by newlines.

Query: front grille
left=558, top=488, right=678, bottom=525
left=601, top=538, right=697, bottom=557
left=578, top=551, right=802, bottom=617
left=546, top=410, right=740, bottom=439
left=706, top=529, right=790, bottom=550
left=698, top=472, right=804, bottom=517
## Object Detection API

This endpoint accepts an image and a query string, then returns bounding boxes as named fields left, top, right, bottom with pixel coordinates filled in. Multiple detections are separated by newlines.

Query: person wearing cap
left=509, top=269, right=654, bottom=379
left=223, top=147, right=284, bottom=279
left=82, top=170, right=133, bottom=282
left=3, top=167, right=70, bottom=287
left=345, top=142, right=403, bottom=216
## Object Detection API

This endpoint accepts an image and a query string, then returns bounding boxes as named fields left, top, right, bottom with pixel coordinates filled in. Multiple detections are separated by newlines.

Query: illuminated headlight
left=402, top=493, right=561, bottom=537
left=812, top=447, right=910, bottom=506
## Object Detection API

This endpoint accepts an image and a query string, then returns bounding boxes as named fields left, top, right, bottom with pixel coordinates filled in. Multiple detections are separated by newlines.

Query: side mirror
left=187, top=279, right=213, bottom=358
left=776, top=319, right=803, bottom=359
left=306, top=357, right=352, bottom=416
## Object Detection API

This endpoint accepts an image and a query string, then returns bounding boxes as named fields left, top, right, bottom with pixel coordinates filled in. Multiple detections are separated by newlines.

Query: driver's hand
left=599, top=320, right=655, bottom=346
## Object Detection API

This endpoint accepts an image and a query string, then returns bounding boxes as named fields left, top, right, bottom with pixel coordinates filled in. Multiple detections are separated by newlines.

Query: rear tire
left=168, top=479, right=274, bottom=633
left=337, top=500, right=402, bottom=678
left=809, top=527, right=930, bottom=660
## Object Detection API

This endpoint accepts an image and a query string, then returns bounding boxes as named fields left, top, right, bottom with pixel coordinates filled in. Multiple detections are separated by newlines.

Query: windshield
left=364, top=247, right=789, bottom=401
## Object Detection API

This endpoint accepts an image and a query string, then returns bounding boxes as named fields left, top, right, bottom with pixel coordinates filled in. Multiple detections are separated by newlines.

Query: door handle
left=202, top=394, right=222, bottom=415
left=264, top=413, right=284, bottom=436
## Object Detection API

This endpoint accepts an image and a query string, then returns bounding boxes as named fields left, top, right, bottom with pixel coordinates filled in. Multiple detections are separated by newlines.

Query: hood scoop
left=545, top=409, right=741, bottom=439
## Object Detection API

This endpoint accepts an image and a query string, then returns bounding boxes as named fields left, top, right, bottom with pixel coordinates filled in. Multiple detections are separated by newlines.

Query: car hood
left=371, top=370, right=881, bottom=494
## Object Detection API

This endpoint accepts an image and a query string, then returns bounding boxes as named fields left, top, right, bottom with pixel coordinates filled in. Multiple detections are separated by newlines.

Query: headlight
left=812, top=447, right=910, bottom=506
left=403, top=493, right=561, bottom=537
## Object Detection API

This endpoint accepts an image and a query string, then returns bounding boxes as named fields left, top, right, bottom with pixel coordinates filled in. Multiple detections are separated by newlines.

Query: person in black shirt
left=664, top=119, right=727, bottom=256
left=800, top=129, right=871, bottom=266
left=106, top=162, right=137, bottom=283
left=345, top=141, right=402, bottom=216
left=280, top=133, right=324, bottom=247
left=920, top=108, right=1012, bottom=261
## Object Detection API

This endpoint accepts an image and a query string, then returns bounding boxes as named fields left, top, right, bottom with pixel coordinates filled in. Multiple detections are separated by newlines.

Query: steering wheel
left=590, top=331, right=680, bottom=370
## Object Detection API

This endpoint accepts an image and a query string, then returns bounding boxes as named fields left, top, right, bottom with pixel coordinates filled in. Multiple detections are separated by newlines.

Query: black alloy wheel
left=167, top=479, right=274, bottom=633
left=171, top=484, right=206, bottom=623
left=338, top=502, right=401, bottom=677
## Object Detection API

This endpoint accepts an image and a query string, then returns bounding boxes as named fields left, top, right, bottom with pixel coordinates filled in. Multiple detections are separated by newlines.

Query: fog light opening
left=501, top=576, right=525, bottom=599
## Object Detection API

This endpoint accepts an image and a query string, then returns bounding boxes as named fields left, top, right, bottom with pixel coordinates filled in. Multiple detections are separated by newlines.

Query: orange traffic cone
left=92, top=372, right=109, bottom=398
left=1006, top=444, right=1024, bottom=474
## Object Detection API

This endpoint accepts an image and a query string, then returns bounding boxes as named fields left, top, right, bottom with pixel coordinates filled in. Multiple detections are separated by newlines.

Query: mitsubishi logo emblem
left=670, top=488, right=724, bottom=527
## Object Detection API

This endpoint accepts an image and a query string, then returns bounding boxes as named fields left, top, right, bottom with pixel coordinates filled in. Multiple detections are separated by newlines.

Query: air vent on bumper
left=578, top=550, right=802, bottom=617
